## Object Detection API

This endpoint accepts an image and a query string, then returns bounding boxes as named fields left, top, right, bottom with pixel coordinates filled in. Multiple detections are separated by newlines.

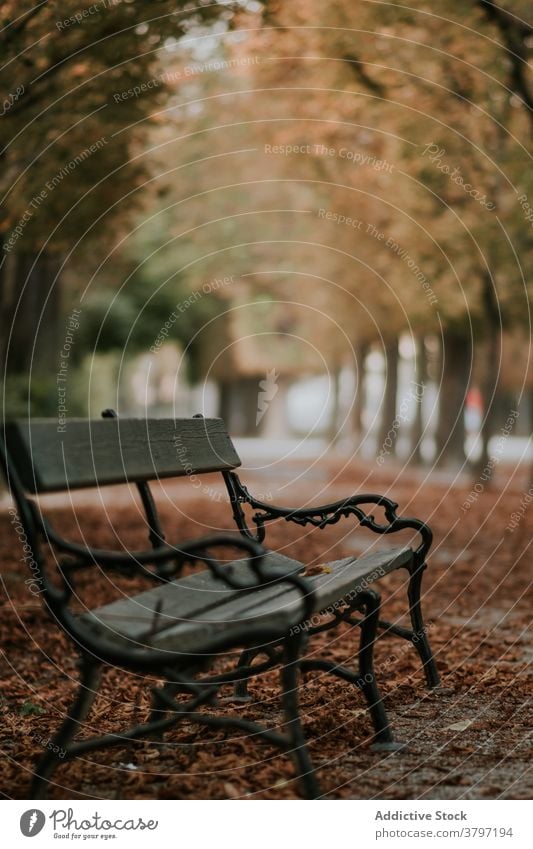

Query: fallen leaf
left=224, top=782, right=240, bottom=799
left=304, top=563, right=332, bottom=576
left=446, top=720, right=473, bottom=732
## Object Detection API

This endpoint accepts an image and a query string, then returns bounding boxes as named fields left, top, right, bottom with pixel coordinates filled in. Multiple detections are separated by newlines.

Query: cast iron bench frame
left=223, top=469, right=439, bottom=695
left=1, top=410, right=439, bottom=799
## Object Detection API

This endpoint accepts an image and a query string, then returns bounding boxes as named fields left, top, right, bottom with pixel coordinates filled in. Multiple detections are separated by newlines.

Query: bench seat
left=81, top=546, right=413, bottom=654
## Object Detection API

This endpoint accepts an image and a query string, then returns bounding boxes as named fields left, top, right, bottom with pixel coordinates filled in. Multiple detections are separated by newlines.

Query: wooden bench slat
left=82, top=550, right=304, bottom=636
left=82, top=546, right=413, bottom=653
left=4, top=417, right=241, bottom=493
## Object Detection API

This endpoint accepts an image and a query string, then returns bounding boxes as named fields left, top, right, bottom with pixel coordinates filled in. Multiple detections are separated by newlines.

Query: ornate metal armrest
left=223, top=471, right=433, bottom=568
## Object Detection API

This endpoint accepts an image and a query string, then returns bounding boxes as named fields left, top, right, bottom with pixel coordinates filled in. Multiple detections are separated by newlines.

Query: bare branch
left=342, top=53, right=386, bottom=98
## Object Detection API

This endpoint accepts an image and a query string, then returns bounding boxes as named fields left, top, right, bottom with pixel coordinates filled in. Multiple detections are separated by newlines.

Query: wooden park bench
left=0, top=411, right=439, bottom=799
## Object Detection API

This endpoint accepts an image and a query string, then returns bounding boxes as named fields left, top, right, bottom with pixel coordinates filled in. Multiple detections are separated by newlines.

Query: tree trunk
left=473, top=272, right=501, bottom=478
left=1, top=250, right=62, bottom=377
left=0, top=249, right=19, bottom=376
left=410, top=335, right=427, bottom=465
left=435, top=328, right=472, bottom=467
left=529, top=385, right=533, bottom=490
left=218, top=380, right=232, bottom=427
left=1, top=250, right=64, bottom=416
left=377, top=338, right=399, bottom=460
left=327, top=366, right=342, bottom=444
left=218, top=376, right=268, bottom=436
left=352, top=342, right=368, bottom=441
left=258, top=375, right=288, bottom=439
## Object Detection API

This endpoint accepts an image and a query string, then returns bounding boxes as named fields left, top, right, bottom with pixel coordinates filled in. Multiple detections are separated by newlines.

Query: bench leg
left=148, top=680, right=183, bottom=745
left=233, top=646, right=281, bottom=701
left=408, top=566, right=440, bottom=689
left=30, top=654, right=101, bottom=799
left=233, top=648, right=261, bottom=701
left=356, top=590, right=398, bottom=749
left=280, top=635, right=321, bottom=799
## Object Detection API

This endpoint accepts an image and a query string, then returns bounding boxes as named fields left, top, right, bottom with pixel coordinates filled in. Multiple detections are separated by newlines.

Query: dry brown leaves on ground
left=0, top=461, right=531, bottom=799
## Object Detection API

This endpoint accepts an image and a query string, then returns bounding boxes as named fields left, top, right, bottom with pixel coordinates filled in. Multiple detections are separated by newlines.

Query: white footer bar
left=4, top=799, right=532, bottom=848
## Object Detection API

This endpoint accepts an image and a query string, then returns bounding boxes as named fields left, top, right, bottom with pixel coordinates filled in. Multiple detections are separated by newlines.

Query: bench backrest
left=3, top=417, right=241, bottom=493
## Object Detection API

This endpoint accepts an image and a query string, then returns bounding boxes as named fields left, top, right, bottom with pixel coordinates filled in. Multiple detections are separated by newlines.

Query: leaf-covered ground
left=0, top=458, right=531, bottom=799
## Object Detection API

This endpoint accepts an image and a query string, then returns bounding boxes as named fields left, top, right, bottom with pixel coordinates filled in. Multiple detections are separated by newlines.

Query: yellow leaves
left=304, top=563, right=333, bottom=576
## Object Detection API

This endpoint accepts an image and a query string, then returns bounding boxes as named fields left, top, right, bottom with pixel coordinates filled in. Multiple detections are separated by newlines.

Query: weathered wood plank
left=82, top=550, right=305, bottom=642
left=4, top=417, right=241, bottom=492
left=82, top=546, right=413, bottom=653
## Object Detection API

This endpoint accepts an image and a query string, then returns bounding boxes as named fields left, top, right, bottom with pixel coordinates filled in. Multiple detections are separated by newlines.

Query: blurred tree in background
left=0, top=0, right=231, bottom=410
left=222, top=0, right=532, bottom=462
left=1, top=0, right=531, bottom=470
